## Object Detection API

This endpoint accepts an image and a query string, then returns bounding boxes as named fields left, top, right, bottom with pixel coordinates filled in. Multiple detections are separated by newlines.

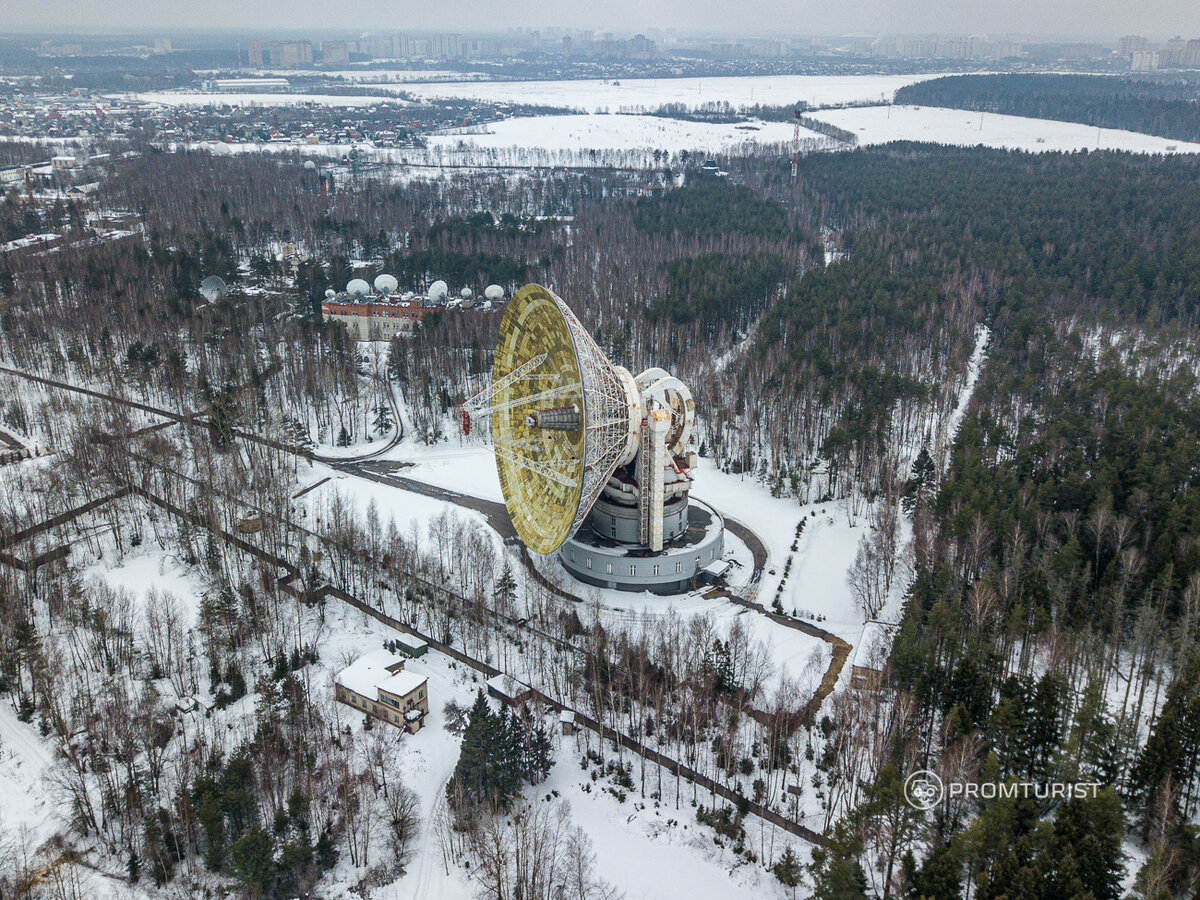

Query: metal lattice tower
left=552, top=294, right=636, bottom=539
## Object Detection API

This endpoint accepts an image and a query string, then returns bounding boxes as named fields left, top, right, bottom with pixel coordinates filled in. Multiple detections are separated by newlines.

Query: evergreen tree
left=858, top=765, right=923, bottom=900
left=1133, top=653, right=1200, bottom=822
left=446, top=691, right=555, bottom=815
left=902, top=446, right=936, bottom=515
left=909, top=841, right=962, bottom=900
left=773, top=845, right=803, bottom=899
left=494, top=561, right=517, bottom=613
left=372, top=402, right=393, bottom=436
left=230, top=823, right=276, bottom=898
left=1044, top=788, right=1125, bottom=900
left=809, top=820, right=870, bottom=900
left=523, top=720, right=554, bottom=785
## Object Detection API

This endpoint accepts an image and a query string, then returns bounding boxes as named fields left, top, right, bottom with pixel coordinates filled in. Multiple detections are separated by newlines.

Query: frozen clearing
left=84, top=547, right=209, bottom=623
left=811, top=105, right=1200, bottom=154
left=939, top=324, right=991, bottom=462
left=0, top=700, right=56, bottom=844
left=402, top=73, right=943, bottom=111
left=691, top=460, right=866, bottom=641
left=381, top=439, right=504, bottom=502
left=427, top=113, right=812, bottom=155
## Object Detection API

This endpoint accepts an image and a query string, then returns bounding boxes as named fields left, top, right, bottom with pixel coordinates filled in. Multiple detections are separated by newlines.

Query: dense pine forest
left=772, top=146, right=1200, bottom=897
left=894, top=74, right=1200, bottom=143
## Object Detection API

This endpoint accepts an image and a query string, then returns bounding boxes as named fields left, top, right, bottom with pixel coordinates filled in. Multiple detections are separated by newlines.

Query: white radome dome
left=346, top=278, right=371, bottom=297
left=374, top=273, right=398, bottom=294
left=460, top=287, right=473, bottom=299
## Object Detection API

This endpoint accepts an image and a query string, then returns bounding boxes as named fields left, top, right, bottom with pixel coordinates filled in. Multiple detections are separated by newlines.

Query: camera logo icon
left=904, top=769, right=944, bottom=811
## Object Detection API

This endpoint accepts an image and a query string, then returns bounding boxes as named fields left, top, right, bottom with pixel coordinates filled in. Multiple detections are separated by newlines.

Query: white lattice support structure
left=495, top=444, right=578, bottom=487
left=461, top=352, right=550, bottom=424
left=638, top=416, right=652, bottom=545
left=552, top=294, right=640, bottom=541
left=638, top=409, right=671, bottom=551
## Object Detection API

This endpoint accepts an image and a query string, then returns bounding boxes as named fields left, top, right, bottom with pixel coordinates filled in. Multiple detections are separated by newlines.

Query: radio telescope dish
left=428, top=280, right=448, bottom=302
left=485, top=284, right=504, bottom=301
left=463, top=284, right=718, bottom=591
left=478, top=285, right=640, bottom=554
left=346, top=278, right=371, bottom=297
left=200, top=275, right=228, bottom=302
left=325, top=288, right=336, bottom=299
left=374, top=273, right=398, bottom=294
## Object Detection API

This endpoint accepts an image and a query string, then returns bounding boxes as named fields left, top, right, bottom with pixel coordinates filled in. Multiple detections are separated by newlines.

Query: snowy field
left=401, top=73, right=943, bottom=111
left=132, top=73, right=938, bottom=113
left=379, top=441, right=503, bottom=502
left=811, top=104, right=1200, bottom=154
left=193, top=117, right=812, bottom=169
left=426, top=113, right=810, bottom=155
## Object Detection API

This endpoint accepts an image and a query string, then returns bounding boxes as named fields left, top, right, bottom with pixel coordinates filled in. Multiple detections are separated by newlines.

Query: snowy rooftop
left=378, top=669, right=427, bottom=699
left=853, top=621, right=899, bottom=670
left=335, top=648, right=407, bottom=698
left=702, top=559, right=732, bottom=578
left=486, top=673, right=533, bottom=700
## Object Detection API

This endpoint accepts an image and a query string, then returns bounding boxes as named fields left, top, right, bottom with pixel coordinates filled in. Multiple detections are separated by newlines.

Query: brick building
left=321, top=296, right=430, bottom=340
left=334, top=649, right=429, bottom=732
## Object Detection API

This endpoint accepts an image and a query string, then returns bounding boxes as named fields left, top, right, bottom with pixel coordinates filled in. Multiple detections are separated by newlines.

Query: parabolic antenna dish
left=200, top=275, right=228, bottom=302
left=489, top=285, right=638, bottom=554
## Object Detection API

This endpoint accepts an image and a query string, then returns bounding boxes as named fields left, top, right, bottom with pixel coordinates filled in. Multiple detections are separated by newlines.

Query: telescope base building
left=558, top=499, right=725, bottom=594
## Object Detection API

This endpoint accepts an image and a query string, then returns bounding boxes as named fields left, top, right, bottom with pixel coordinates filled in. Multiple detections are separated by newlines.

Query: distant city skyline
left=3, top=0, right=1198, bottom=42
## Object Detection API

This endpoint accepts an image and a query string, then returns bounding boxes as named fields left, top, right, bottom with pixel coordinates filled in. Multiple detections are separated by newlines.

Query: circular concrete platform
left=557, top=499, right=725, bottom=594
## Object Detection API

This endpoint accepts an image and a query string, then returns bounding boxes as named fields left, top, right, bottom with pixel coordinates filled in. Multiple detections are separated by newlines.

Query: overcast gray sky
left=5, top=0, right=1198, bottom=40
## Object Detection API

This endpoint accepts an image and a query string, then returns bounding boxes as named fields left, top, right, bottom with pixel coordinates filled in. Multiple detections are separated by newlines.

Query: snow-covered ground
left=426, top=113, right=812, bottom=155
left=938, top=324, right=991, bottom=466
left=811, top=104, right=1200, bottom=154
left=401, top=73, right=944, bottom=111
left=690, top=460, right=866, bottom=640
left=304, top=601, right=792, bottom=900
left=298, top=460, right=499, bottom=557
left=135, top=73, right=941, bottom=113
left=379, top=441, right=504, bottom=503
left=20, top=514, right=801, bottom=899
left=84, top=547, right=208, bottom=622
left=0, top=701, right=57, bottom=844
